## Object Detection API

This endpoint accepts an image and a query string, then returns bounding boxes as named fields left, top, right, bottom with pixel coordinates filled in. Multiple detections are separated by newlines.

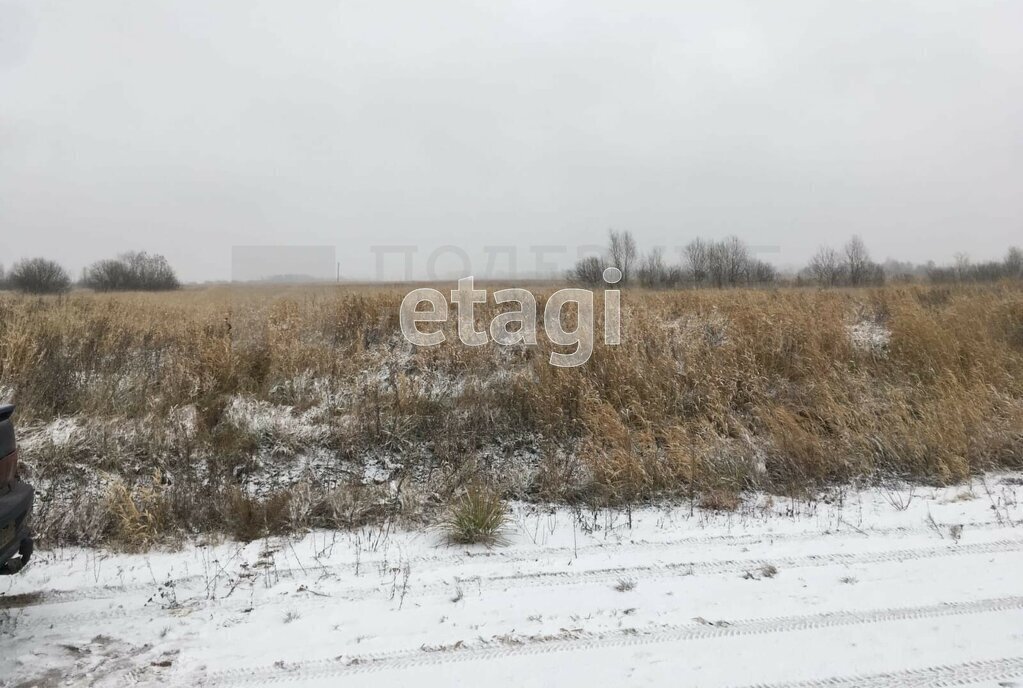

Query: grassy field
left=1, top=282, right=1022, bottom=549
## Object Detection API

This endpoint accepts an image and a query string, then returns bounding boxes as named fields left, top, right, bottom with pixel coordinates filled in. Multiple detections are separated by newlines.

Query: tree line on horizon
left=570, top=230, right=1023, bottom=289
left=0, top=252, right=180, bottom=295
left=2, top=238, right=1022, bottom=294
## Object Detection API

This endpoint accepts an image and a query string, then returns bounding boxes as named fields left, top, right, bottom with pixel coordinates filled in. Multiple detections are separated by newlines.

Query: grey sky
left=2, top=0, right=1021, bottom=281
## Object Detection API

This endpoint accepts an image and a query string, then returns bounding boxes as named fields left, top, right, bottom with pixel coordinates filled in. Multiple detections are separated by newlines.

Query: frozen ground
left=2, top=475, right=1023, bottom=688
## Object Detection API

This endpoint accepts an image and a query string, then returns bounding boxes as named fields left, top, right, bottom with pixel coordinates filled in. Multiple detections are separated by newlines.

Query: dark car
left=0, top=404, right=33, bottom=574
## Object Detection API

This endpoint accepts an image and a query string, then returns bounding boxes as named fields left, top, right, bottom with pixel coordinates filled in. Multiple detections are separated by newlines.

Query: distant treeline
left=571, top=231, right=778, bottom=288
left=0, top=252, right=180, bottom=295
left=3, top=240, right=1022, bottom=295
left=570, top=230, right=1023, bottom=289
left=917, top=248, right=1023, bottom=285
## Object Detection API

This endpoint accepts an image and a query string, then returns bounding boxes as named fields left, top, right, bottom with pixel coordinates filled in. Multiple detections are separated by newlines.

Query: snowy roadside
left=2, top=475, right=1022, bottom=687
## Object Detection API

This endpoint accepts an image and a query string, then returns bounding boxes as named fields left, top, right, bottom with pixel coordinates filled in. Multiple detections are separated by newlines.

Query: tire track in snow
left=730, top=656, right=1023, bottom=688
left=3, top=518, right=1012, bottom=613
left=201, top=596, right=1023, bottom=684
left=7, top=537, right=1023, bottom=633
left=432, top=538, right=1023, bottom=598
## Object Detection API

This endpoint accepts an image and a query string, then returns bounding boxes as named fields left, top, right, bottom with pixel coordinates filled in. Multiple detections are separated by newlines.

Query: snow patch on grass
left=847, top=319, right=891, bottom=353
left=226, top=396, right=335, bottom=449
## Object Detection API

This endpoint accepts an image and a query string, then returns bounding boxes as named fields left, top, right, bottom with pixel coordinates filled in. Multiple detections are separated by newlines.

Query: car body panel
left=0, top=404, right=34, bottom=573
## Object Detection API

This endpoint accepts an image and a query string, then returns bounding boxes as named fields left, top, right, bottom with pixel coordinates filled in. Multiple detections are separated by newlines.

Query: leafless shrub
left=880, top=481, right=915, bottom=512
left=569, top=256, right=605, bottom=286
left=82, top=252, right=180, bottom=292
left=8, top=257, right=71, bottom=294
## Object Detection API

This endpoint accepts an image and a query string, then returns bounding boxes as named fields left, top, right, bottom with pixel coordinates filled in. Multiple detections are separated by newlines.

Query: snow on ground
left=15, top=417, right=83, bottom=454
left=3, top=475, right=1023, bottom=687
left=847, top=317, right=891, bottom=353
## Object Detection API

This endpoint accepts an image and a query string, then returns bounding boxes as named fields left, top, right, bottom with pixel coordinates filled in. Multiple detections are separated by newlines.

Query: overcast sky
left=2, top=0, right=1021, bottom=281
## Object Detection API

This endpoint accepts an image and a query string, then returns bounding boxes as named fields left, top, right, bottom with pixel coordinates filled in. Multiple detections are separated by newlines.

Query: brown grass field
left=1, top=282, right=1022, bottom=549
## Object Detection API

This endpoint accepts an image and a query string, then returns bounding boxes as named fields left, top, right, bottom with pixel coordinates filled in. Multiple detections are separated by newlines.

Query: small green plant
left=441, top=485, right=508, bottom=546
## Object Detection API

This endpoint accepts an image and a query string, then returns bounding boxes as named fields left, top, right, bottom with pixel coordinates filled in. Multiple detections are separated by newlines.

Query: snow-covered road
left=3, top=476, right=1023, bottom=687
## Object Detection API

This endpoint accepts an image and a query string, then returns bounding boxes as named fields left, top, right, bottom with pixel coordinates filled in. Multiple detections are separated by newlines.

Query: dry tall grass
left=1, top=282, right=1021, bottom=547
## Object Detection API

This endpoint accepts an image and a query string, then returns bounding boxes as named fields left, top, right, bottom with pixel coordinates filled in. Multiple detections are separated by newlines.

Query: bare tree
left=703, top=236, right=753, bottom=288
left=1005, top=246, right=1022, bottom=278
left=844, top=235, right=872, bottom=286
left=721, top=235, right=750, bottom=286
left=684, top=238, right=710, bottom=286
left=608, top=229, right=637, bottom=284
left=953, top=252, right=971, bottom=282
left=9, top=257, right=72, bottom=294
left=637, top=247, right=669, bottom=287
left=706, top=240, right=727, bottom=288
left=808, top=246, right=843, bottom=286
